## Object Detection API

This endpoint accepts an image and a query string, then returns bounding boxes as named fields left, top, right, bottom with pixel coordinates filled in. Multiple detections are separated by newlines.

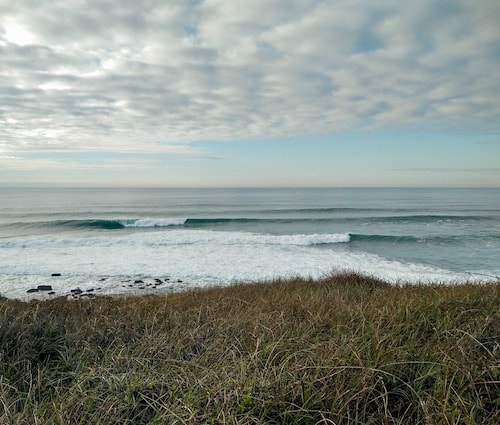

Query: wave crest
left=123, top=218, right=187, bottom=228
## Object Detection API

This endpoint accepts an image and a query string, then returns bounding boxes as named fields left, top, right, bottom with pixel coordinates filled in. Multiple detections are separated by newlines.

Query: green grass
left=1, top=272, right=498, bottom=424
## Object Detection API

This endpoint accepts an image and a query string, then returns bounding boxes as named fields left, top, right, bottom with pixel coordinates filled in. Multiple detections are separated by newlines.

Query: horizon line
left=1, top=184, right=499, bottom=190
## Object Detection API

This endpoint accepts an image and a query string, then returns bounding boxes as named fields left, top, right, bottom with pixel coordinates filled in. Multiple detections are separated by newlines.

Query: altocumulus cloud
left=1, top=0, right=499, bottom=155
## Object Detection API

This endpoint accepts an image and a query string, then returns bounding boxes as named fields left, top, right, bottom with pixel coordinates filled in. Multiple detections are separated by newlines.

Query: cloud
left=0, top=154, right=121, bottom=171
left=0, top=146, right=225, bottom=172
left=1, top=0, right=499, bottom=154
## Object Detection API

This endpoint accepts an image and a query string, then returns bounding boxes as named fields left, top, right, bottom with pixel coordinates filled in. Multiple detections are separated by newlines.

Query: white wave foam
left=272, top=233, right=351, bottom=245
left=0, top=229, right=488, bottom=299
left=0, top=230, right=350, bottom=249
left=123, top=218, right=187, bottom=227
left=150, top=231, right=351, bottom=246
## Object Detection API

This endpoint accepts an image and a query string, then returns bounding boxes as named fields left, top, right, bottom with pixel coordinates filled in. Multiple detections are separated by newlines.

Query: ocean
left=0, top=187, right=499, bottom=299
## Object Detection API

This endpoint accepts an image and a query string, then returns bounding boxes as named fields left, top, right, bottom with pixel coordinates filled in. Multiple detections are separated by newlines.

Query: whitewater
left=1, top=187, right=499, bottom=300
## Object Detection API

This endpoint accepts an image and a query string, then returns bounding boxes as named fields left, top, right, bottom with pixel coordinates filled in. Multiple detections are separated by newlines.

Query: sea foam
left=123, top=218, right=187, bottom=228
left=0, top=228, right=482, bottom=300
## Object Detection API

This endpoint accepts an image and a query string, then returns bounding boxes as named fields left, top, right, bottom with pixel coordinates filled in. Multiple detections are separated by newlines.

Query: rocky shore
left=24, top=274, right=187, bottom=299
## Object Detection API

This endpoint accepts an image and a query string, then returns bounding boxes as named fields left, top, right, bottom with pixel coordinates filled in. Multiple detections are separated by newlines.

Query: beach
left=1, top=187, right=499, bottom=300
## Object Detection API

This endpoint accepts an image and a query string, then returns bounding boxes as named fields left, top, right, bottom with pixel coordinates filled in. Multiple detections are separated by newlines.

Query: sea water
left=0, top=187, right=499, bottom=299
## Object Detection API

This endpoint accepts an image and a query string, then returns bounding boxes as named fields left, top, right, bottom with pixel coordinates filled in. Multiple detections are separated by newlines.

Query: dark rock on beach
left=37, top=285, right=53, bottom=291
left=70, top=288, right=83, bottom=295
left=27, top=285, right=54, bottom=294
left=51, top=273, right=62, bottom=277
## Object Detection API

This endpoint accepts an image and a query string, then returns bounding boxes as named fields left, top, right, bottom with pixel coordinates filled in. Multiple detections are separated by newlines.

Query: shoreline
left=2, top=271, right=499, bottom=302
left=1, top=273, right=196, bottom=301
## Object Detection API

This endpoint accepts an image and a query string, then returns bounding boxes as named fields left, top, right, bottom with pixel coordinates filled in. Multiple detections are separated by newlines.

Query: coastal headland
left=1, top=273, right=498, bottom=424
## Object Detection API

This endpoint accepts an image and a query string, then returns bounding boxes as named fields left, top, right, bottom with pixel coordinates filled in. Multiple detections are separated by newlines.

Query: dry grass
left=0, top=272, right=499, bottom=424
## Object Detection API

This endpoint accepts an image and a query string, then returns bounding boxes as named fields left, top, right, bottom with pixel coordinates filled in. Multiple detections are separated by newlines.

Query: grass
left=0, top=272, right=498, bottom=424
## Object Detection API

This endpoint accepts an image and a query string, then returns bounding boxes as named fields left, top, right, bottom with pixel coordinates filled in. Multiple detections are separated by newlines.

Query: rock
left=134, top=279, right=144, bottom=284
left=48, top=291, right=56, bottom=295
left=37, top=285, right=53, bottom=291
left=27, top=288, right=39, bottom=293
left=155, top=278, right=163, bottom=283
left=177, top=279, right=183, bottom=283
left=51, top=273, right=62, bottom=277
left=70, top=288, right=83, bottom=295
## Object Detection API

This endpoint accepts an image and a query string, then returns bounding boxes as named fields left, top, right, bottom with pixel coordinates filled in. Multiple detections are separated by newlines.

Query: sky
left=0, top=0, right=499, bottom=188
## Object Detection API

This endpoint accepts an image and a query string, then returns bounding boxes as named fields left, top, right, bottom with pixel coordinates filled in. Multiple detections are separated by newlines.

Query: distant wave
left=185, top=215, right=497, bottom=226
left=125, top=215, right=497, bottom=227
left=185, top=218, right=261, bottom=225
left=0, top=230, right=351, bottom=249
left=27, top=217, right=330, bottom=230
left=41, top=218, right=188, bottom=230
left=349, top=233, right=500, bottom=244
left=2, top=217, right=300, bottom=231
left=369, top=214, right=495, bottom=223
left=350, top=234, right=419, bottom=243
left=258, top=207, right=394, bottom=214
left=4, top=213, right=497, bottom=233
left=68, top=219, right=128, bottom=229
left=5, top=229, right=498, bottom=250
left=123, top=218, right=187, bottom=228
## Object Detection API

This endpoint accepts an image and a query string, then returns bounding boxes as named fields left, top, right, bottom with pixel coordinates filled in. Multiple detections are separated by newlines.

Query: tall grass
left=1, top=273, right=498, bottom=424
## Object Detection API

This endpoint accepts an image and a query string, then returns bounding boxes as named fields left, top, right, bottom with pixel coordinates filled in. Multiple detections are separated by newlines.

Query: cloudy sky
left=1, top=0, right=499, bottom=187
